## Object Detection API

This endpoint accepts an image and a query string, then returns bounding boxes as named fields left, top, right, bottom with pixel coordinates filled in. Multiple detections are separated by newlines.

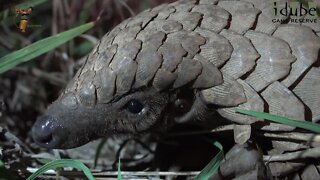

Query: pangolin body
left=32, top=0, right=320, bottom=177
left=67, top=0, right=320, bottom=129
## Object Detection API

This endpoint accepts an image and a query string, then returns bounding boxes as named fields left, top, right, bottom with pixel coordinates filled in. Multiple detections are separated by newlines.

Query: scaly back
left=63, top=0, right=320, bottom=132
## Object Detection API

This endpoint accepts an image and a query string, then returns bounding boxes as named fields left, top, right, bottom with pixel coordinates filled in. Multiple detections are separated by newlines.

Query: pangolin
left=32, top=0, right=320, bottom=178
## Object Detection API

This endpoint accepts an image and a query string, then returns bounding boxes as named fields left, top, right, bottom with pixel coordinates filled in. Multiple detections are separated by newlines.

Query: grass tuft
left=118, top=158, right=122, bottom=180
left=94, top=138, right=107, bottom=168
left=27, top=159, right=95, bottom=180
left=195, top=141, right=224, bottom=180
left=0, top=21, right=94, bottom=73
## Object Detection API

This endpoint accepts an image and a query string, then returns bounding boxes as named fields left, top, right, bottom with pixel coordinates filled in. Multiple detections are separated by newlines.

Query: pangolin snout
left=32, top=98, right=112, bottom=149
left=32, top=115, right=61, bottom=148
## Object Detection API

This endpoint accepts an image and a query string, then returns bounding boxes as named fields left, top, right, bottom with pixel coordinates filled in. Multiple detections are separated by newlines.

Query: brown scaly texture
left=62, top=0, right=319, bottom=127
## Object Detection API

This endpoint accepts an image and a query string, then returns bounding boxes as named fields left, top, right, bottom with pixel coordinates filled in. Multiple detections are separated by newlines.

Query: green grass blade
left=195, top=141, right=224, bottom=180
left=236, top=109, right=320, bottom=133
left=94, top=138, right=107, bottom=168
left=117, top=158, right=122, bottom=180
left=143, top=0, right=152, bottom=9
left=27, top=159, right=95, bottom=180
left=15, top=0, right=48, bottom=9
left=0, top=21, right=94, bottom=73
left=73, top=41, right=94, bottom=57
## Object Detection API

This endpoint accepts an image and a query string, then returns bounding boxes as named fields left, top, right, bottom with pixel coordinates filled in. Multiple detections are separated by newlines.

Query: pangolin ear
left=173, top=91, right=212, bottom=123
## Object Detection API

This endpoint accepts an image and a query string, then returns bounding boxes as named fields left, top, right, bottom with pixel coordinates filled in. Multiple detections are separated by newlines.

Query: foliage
left=195, top=141, right=224, bottom=180
left=27, top=159, right=95, bottom=180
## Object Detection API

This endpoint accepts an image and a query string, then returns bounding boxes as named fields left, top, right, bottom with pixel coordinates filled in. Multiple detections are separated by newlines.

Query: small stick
left=258, top=131, right=320, bottom=142
left=0, top=126, right=34, bottom=154
left=167, top=124, right=234, bottom=137
left=263, top=147, right=320, bottom=162
left=27, top=167, right=199, bottom=177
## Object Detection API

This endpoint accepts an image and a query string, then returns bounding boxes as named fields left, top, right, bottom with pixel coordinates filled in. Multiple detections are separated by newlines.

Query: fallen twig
left=263, top=147, right=320, bottom=162
left=0, top=126, right=34, bottom=154
left=26, top=167, right=199, bottom=178
left=258, top=131, right=320, bottom=143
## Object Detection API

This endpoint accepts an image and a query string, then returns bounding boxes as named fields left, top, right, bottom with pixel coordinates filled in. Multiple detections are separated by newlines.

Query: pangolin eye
left=174, top=99, right=191, bottom=113
left=125, top=99, right=144, bottom=114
